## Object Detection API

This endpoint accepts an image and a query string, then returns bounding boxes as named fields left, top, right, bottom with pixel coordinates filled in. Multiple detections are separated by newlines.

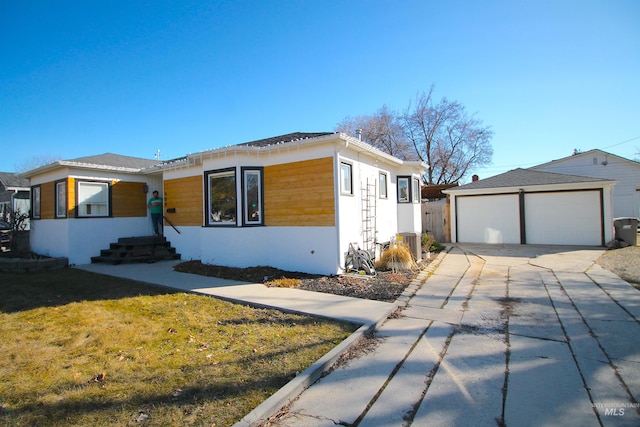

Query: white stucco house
left=443, top=168, right=617, bottom=246
left=22, top=132, right=427, bottom=274
left=531, top=149, right=640, bottom=220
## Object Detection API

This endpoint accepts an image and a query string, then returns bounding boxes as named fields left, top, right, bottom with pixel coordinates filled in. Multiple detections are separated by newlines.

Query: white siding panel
left=457, top=194, right=520, bottom=244
left=525, top=191, right=601, bottom=245
left=192, top=226, right=339, bottom=275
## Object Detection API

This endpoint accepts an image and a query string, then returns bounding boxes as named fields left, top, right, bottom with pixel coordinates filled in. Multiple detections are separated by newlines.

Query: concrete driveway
left=247, top=244, right=640, bottom=427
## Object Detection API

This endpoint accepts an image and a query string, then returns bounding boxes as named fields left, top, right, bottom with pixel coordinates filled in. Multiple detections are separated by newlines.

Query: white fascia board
left=21, top=161, right=149, bottom=178
left=443, top=180, right=618, bottom=196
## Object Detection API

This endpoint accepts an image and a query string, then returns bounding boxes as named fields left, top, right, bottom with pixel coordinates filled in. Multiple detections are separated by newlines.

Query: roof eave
left=443, top=179, right=618, bottom=195
left=173, top=132, right=418, bottom=169
left=21, top=160, right=151, bottom=178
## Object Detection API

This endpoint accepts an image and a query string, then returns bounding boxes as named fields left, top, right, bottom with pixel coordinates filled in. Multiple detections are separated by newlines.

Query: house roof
left=21, top=153, right=161, bottom=177
left=238, top=132, right=335, bottom=148
left=22, top=133, right=428, bottom=177
left=165, top=132, right=427, bottom=173
left=0, top=171, right=30, bottom=190
left=443, top=168, right=616, bottom=194
left=532, top=149, right=640, bottom=170
left=65, top=153, right=161, bottom=170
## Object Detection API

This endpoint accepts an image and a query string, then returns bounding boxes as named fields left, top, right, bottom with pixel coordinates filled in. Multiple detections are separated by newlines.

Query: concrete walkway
left=243, top=245, right=640, bottom=427
left=78, top=260, right=396, bottom=327
left=78, top=245, right=640, bottom=426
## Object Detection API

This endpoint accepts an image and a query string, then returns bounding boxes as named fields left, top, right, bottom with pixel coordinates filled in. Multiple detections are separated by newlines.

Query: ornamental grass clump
left=265, top=277, right=302, bottom=288
left=377, top=243, right=416, bottom=272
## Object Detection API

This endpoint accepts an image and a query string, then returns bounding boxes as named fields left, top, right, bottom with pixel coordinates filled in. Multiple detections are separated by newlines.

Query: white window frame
left=379, top=172, right=388, bottom=199
left=412, top=178, right=421, bottom=203
left=55, top=180, right=67, bottom=218
left=206, top=168, right=237, bottom=226
left=242, top=167, right=263, bottom=226
left=77, top=181, right=110, bottom=217
left=340, top=162, right=353, bottom=196
left=31, top=186, right=41, bottom=219
left=398, top=176, right=410, bottom=203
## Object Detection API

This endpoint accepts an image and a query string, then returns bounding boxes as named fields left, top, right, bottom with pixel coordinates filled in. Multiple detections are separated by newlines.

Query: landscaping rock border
left=0, top=256, right=68, bottom=273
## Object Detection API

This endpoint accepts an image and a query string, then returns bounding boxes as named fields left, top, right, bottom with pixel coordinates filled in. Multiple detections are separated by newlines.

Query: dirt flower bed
left=174, top=260, right=426, bottom=302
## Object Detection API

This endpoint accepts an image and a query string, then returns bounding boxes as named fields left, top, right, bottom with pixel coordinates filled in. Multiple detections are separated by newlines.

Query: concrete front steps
left=91, top=236, right=181, bottom=265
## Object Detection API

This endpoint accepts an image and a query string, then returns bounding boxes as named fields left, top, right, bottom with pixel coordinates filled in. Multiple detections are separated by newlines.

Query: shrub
left=422, top=234, right=445, bottom=252
left=377, top=243, right=416, bottom=272
left=266, top=277, right=302, bottom=288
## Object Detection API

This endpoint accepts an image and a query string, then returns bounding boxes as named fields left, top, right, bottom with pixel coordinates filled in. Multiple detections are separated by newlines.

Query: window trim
left=379, top=172, right=388, bottom=199
left=397, top=176, right=410, bottom=203
left=31, top=185, right=41, bottom=219
left=205, top=167, right=237, bottom=227
left=340, top=162, right=353, bottom=196
left=76, top=180, right=111, bottom=218
left=412, top=177, right=421, bottom=203
left=241, top=167, right=264, bottom=226
left=55, top=179, right=67, bottom=218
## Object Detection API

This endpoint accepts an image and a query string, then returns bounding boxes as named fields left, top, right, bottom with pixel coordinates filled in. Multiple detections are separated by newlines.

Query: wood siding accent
left=40, top=182, right=55, bottom=220
left=67, top=178, right=76, bottom=218
left=112, top=181, right=147, bottom=217
left=164, top=176, right=203, bottom=226
left=264, top=157, right=335, bottom=226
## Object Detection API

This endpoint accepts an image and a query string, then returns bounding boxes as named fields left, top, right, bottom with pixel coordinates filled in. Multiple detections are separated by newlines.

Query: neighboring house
left=0, top=171, right=31, bottom=229
left=531, top=149, right=640, bottom=219
left=443, top=168, right=617, bottom=246
left=22, top=133, right=427, bottom=274
left=21, top=153, right=163, bottom=264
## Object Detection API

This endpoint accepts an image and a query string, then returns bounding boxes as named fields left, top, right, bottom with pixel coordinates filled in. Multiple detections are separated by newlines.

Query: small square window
left=77, top=181, right=110, bottom=217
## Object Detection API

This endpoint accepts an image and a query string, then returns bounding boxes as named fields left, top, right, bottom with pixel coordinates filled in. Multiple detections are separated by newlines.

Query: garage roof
left=444, top=168, right=616, bottom=194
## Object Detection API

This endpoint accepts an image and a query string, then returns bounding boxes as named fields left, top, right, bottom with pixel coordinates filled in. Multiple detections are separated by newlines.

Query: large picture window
left=242, top=168, right=263, bottom=226
left=206, top=168, right=237, bottom=226
left=55, top=180, right=67, bottom=218
left=31, top=186, right=41, bottom=219
left=77, top=181, right=110, bottom=217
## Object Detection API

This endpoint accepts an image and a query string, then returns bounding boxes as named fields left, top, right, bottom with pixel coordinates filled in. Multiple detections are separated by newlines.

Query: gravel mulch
left=174, top=260, right=425, bottom=302
left=596, top=245, right=640, bottom=287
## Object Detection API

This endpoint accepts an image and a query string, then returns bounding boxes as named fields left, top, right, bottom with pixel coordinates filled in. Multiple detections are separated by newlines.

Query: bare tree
left=402, top=87, right=493, bottom=184
left=335, top=105, right=413, bottom=159
left=15, top=154, right=61, bottom=173
left=335, top=87, right=493, bottom=185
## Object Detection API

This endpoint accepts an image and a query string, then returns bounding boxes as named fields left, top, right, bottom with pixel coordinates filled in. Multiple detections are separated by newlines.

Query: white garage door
left=525, top=191, right=601, bottom=245
left=457, top=194, right=520, bottom=244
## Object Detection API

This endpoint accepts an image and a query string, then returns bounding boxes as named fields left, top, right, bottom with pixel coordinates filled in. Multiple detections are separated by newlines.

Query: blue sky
left=1, top=0, right=639, bottom=180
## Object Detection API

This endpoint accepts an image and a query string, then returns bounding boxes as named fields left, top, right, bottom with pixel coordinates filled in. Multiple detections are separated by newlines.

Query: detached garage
left=443, top=169, right=617, bottom=246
